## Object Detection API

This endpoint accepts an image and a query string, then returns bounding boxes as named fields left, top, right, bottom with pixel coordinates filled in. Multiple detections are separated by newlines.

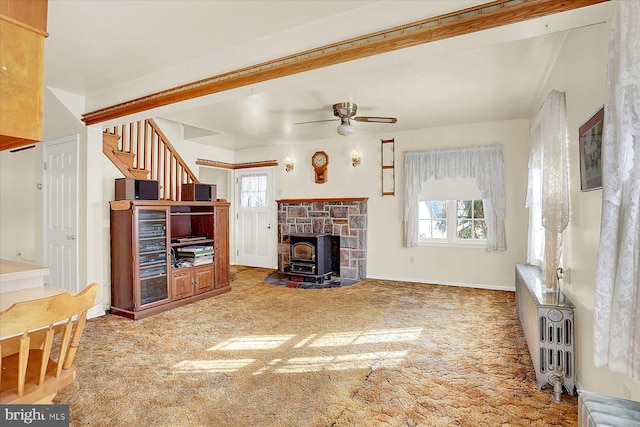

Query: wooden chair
left=0, top=283, right=99, bottom=404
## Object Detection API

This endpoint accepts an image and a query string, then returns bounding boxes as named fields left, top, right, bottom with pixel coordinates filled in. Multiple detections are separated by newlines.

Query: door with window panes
left=235, top=168, right=275, bottom=267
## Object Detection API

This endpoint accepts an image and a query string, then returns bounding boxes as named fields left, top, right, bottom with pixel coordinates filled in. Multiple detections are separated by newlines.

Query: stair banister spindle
left=174, top=156, right=178, bottom=200
left=149, top=130, right=158, bottom=179
left=120, top=124, right=126, bottom=152
left=157, top=131, right=161, bottom=183
left=128, top=123, right=134, bottom=154
left=136, top=121, right=141, bottom=169
left=169, top=154, right=174, bottom=200
left=164, top=144, right=169, bottom=200
left=142, top=121, right=149, bottom=172
left=174, top=160, right=179, bottom=201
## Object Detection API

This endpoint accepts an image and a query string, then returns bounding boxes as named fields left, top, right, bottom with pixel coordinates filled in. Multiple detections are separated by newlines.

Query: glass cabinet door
left=136, top=208, right=169, bottom=307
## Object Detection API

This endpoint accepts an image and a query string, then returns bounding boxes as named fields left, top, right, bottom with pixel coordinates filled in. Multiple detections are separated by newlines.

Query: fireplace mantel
left=276, top=197, right=368, bottom=204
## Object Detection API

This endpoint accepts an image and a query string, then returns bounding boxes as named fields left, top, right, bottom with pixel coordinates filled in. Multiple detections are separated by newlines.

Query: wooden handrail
left=103, top=119, right=199, bottom=201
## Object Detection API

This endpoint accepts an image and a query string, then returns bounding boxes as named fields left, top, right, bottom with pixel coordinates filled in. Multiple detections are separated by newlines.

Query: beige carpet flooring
left=56, top=266, right=578, bottom=426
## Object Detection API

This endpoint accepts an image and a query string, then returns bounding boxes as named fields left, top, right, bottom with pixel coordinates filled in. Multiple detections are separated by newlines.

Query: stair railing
left=103, top=118, right=199, bottom=201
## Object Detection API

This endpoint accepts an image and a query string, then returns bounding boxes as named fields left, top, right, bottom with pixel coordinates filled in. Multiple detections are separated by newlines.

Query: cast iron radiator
left=578, top=390, right=640, bottom=426
left=515, top=264, right=576, bottom=399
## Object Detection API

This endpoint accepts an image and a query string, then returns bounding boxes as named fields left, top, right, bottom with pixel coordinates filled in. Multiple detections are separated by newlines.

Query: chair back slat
left=56, top=321, right=73, bottom=378
left=16, top=334, right=30, bottom=397
left=39, top=327, right=55, bottom=385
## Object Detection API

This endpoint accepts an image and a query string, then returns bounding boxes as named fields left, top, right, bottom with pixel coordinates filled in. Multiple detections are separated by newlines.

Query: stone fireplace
left=277, top=198, right=368, bottom=280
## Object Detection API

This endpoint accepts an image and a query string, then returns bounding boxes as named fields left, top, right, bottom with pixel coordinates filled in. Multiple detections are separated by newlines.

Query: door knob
left=267, top=224, right=271, bottom=229
left=66, top=235, right=76, bottom=240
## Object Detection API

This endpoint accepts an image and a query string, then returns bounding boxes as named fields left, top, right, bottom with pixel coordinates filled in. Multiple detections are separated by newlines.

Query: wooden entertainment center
left=109, top=200, right=230, bottom=320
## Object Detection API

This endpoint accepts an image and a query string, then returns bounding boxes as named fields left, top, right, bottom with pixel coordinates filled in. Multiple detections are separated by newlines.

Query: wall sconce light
left=283, top=154, right=294, bottom=172
left=349, top=147, right=361, bottom=167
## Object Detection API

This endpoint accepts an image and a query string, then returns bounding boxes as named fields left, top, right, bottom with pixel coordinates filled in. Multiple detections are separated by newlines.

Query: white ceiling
left=43, top=1, right=613, bottom=151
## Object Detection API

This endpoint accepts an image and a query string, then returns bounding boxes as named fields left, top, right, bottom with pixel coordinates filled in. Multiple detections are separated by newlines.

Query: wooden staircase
left=103, top=118, right=199, bottom=201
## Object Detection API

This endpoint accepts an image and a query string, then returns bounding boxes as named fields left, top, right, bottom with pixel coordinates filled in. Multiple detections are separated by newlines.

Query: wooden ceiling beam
left=82, top=0, right=609, bottom=126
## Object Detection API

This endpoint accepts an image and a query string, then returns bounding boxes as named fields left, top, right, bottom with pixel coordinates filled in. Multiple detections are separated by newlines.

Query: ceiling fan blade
left=353, top=116, right=397, bottom=124
left=293, top=118, right=339, bottom=125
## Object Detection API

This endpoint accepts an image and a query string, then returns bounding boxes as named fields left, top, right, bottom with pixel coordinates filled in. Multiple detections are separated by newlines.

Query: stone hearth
left=277, top=198, right=368, bottom=280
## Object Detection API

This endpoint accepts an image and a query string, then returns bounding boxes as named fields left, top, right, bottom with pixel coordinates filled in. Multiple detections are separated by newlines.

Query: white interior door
left=235, top=168, right=275, bottom=268
left=43, top=135, right=78, bottom=292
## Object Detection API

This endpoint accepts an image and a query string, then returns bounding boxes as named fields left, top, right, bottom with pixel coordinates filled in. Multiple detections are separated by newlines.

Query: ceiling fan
left=295, top=102, right=397, bottom=136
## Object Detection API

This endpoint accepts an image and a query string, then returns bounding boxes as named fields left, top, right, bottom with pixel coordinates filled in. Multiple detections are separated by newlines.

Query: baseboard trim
left=88, top=304, right=106, bottom=319
left=366, top=275, right=514, bottom=292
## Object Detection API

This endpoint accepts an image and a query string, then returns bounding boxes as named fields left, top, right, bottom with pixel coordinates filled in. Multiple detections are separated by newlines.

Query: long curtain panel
left=594, top=0, right=640, bottom=379
left=403, top=145, right=506, bottom=250
left=526, top=90, right=570, bottom=289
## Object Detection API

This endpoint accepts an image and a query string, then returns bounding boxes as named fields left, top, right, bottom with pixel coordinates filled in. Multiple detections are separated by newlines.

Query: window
left=418, top=200, right=447, bottom=240
left=403, top=145, right=506, bottom=250
left=418, top=199, right=487, bottom=245
left=456, top=199, right=487, bottom=240
left=240, top=174, right=267, bottom=208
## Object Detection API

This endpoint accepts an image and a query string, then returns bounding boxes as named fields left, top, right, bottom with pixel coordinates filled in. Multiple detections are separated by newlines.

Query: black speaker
left=114, top=178, right=159, bottom=201
left=182, top=183, right=217, bottom=201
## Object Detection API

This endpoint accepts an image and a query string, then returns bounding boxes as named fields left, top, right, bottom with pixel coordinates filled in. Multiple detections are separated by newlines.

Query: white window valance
left=403, top=145, right=507, bottom=250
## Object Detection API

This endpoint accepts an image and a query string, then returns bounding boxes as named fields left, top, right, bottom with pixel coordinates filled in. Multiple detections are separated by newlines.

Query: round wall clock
left=312, top=151, right=329, bottom=184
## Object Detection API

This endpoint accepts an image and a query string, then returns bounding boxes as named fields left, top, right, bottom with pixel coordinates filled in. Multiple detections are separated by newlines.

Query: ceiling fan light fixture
left=337, top=118, right=355, bottom=136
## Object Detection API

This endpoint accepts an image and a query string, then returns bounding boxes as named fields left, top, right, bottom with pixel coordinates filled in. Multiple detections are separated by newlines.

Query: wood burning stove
left=289, top=233, right=333, bottom=283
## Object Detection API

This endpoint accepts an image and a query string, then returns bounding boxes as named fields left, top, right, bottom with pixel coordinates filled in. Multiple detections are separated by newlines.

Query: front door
left=43, top=135, right=78, bottom=292
left=235, top=168, right=275, bottom=268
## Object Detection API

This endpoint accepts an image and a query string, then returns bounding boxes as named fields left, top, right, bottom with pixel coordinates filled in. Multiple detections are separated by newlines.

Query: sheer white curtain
left=526, top=90, right=570, bottom=290
left=594, top=0, right=640, bottom=379
left=403, top=145, right=506, bottom=250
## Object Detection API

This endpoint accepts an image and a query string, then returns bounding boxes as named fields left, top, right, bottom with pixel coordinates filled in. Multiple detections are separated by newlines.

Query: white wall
left=199, top=167, right=230, bottom=201
left=153, top=118, right=235, bottom=167
left=0, top=145, right=43, bottom=264
left=235, top=118, right=530, bottom=290
left=536, top=22, right=640, bottom=400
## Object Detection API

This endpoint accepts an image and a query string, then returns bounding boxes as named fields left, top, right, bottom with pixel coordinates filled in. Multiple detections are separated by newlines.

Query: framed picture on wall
left=579, top=106, right=604, bottom=191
